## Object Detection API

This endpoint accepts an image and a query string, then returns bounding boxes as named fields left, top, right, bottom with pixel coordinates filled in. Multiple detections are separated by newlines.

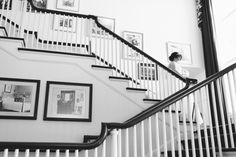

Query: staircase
left=0, top=0, right=236, bottom=157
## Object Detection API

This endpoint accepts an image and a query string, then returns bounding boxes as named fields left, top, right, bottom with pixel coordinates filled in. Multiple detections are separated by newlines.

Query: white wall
left=211, top=0, right=236, bottom=69
left=0, top=39, right=144, bottom=143
left=46, top=0, right=206, bottom=81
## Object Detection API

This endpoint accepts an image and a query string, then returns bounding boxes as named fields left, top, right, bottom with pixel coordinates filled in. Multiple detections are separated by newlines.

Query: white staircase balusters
left=210, top=82, right=223, bottom=157
left=111, top=129, right=118, bottom=157
left=3, top=149, right=8, bottom=157
left=14, top=149, right=19, bottom=157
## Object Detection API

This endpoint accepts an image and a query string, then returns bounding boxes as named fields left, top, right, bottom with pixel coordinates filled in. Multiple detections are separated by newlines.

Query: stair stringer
left=0, top=38, right=150, bottom=142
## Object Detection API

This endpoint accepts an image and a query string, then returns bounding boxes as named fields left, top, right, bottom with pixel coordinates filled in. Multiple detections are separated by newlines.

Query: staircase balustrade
left=0, top=0, right=194, bottom=101
left=1, top=0, right=236, bottom=157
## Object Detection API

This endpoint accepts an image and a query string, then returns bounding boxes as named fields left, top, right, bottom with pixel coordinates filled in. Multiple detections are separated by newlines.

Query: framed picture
left=0, top=77, right=40, bottom=119
left=122, top=31, right=143, bottom=60
left=56, top=0, right=80, bottom=12
left=0, top=0, right=12, bottom=10
left=53, top=15, right=77, bottom=32
left=138, top=63, right=158, bottom=80
left=166, top=42, right=192, bottom=65
left=91, top=16, right=115, bottom=37
left=123, top=31, right=143, bottom=50
left=44, top=81, right=93, bottom=122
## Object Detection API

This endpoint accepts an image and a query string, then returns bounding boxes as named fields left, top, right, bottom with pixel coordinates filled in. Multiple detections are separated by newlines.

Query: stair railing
left=1, top=63, right=235, bottom=157
left=0, top=0, right=196, bottom=101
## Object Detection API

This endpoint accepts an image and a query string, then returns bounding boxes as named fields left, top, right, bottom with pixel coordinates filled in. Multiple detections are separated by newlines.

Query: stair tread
left=18, top=47, right=95, bottom=58
left=91, top=65, right=113, bottom=69
left=126, top=87, right=147, bottom=91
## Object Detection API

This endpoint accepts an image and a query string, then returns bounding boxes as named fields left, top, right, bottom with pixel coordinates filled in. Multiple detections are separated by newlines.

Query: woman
left=168, top=52, right=183, bottom=75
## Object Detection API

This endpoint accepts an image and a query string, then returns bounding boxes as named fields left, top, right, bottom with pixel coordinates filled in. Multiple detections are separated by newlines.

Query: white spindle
left=4, top=0, right=11, bottom=28
left=25, top=149, right=30, bottom=157
left=140, top=121, right=145, bottom=157
left=46, top=149, right=50, bottom=157
left=55, top=150, right=60, bottom=157
left=222, top=74, right=235, bottom=147
left=65, top=150, right=69, bottom=157
left=84, top=150, right=88, bottom=157
left=65, top=16, right=70, bottom=52
left=199, top=88, right=211, bottom=157
left=4, top=149, right=8, bottom=157
left=102, top=140, right=106, bottom=157
left=111, top=129, right=118, bottom=157
left=133, top=125, right=137, bottom=157
left=94, top=148, right=98, bottom=157
left=216, top=79, right=229, bottom=148
left=25, top=7, right=31, bottom=46
left=193, top=91, right=203, bottom=157
left=204, top=86, right=217, bottom=157
left=175, top=101, right=182, bottom=157
left=35, top=11, right=42, bottom=48
left=14, top=149, right=19, bottom=157
left=45, top=13, right=51, bottom=50
left=125, top=128, right=129, bottom=157
left=182, top=98, right=190, bottom=157
left=162, top=110, right=167, bottom=157
left=168, top=105, right=175, bottom=157
left=74, top=150, right=79, bottom=157
left=148, top=117, right=153, bottom=157
left=155, top=113, right=160, bottom=157
left=188, top=95, right=196, bottom=157
left=210, top=82, right=223, bottom=157
left=118, top=129, right=122, bottom=157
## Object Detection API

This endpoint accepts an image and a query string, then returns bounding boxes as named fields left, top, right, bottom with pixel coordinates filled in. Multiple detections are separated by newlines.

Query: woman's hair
left=169, top=52, right=182, bottom=61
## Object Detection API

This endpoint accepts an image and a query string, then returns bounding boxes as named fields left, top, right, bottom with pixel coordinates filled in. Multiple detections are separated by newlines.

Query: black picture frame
left=138, top=63, right=158, bottom=80
left=0, top=77, right=40, bottom=119
left=44, top=81, right=93, bottom=122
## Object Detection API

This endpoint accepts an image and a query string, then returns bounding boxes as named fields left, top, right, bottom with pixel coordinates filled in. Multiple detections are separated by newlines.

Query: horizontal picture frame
left=167, top=41, right=192, bottom=65
left=137, top=63, right=158, bottom=80
left=91, top=16, right=115, bottom=38
left=44, top=81, right=93, bottom=122
left=53, top=15, right=77, bottom=32
left=56, top=0, right=80, bottom=12
left=0, top=77, right=40, bottom=119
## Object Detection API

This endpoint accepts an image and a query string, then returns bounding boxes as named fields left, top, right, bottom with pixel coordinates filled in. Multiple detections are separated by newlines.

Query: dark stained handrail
left=27, top=0, right=188, bottom=83
left=1, top=62, right=235, bottom=151
left=0, top=0, right=206, bottom=151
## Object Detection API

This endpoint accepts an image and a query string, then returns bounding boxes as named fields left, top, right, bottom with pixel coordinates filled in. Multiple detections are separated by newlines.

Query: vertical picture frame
left=122, top=31, right=143, bottom=60
left=137, top=63, right=158, bottom=80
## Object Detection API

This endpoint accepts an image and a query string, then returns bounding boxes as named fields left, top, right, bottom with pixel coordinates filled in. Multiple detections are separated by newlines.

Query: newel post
left=111, top=129, right=119, bottom=157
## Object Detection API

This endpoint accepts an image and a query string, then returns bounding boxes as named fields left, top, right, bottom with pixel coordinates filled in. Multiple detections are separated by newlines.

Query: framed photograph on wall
left=56, top=0, right=80, bottom=12
left=44, top=81, right=93, bottom=122
left=91, top=16, right=115, bottom=37
left=0, top=77, right=40, bottom=119
left=137, top=63, right=158, bottom=80
left=0, top=0, right=12, bottom=10
left=53, top=15, right=77, bottom=32
left=122, top=31, right=143, bottom=60
left=166, top=41, right=192, bottom=65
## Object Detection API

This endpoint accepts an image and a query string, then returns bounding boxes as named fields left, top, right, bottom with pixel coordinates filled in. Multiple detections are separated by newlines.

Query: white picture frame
left=122, top=31, right=143, bottom=60
left=167, top=41, right=192, bottom=65
left=91, top=16, right=115, bottom=38
left=56, top=0, right=80, bottom=12
left=53, top=15, right=77, bottom=32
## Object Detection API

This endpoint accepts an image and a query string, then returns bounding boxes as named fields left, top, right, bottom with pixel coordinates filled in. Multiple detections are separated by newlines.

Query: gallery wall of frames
left=0, top=77, right=93, bottom=122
